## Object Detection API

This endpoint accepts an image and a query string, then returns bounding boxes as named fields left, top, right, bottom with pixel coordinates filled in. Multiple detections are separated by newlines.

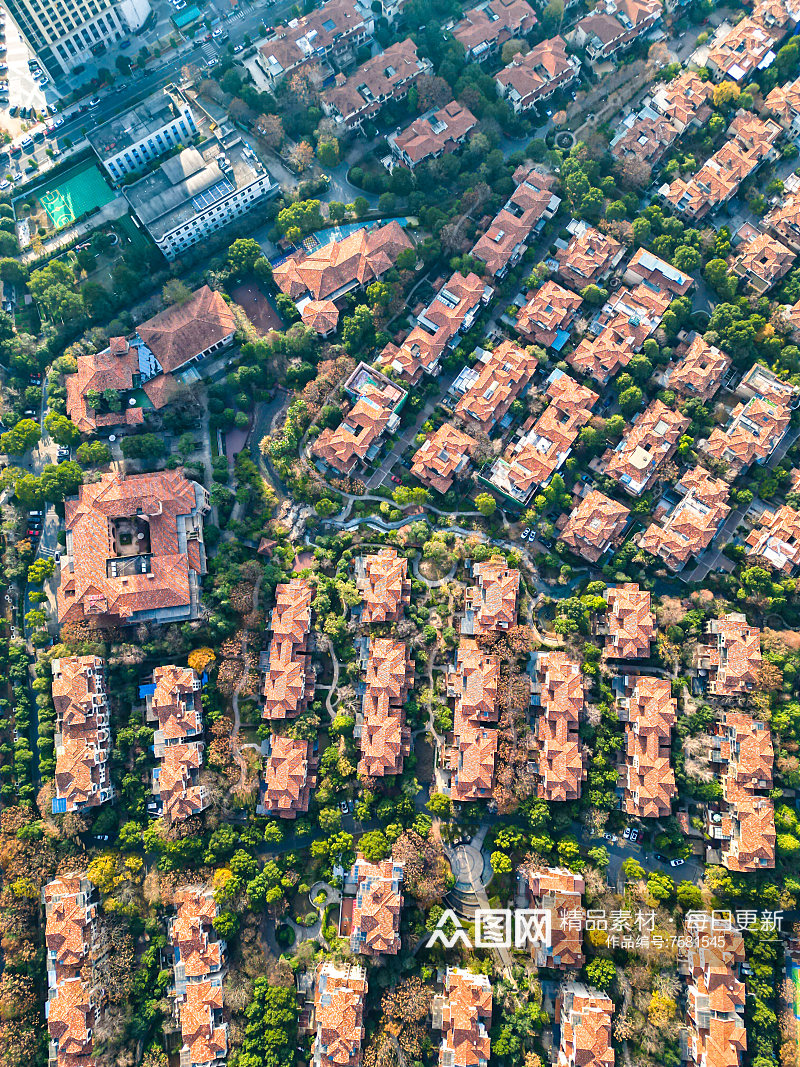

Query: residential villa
left=603, top=583, right=655, bottom=659
left=313, top=962, right=367, bottom=1067
left=146, top=663, right=208, bottom=823
left=463, top=559, right=520, bottom=635
left=555, top=984, right=614, bottom=1067
left=432, top=969, right=492, bottom=1067
left=555, top=222, right=625, bottom=292
left=355, top=547, right=410, bottom=623
left=322, top=39, right=433, bottom=130
left=258, top=735, right=317, bottom=818
left=694, top=613, right=762, bottom=699
left=452, top=0, right=537, bottom=60
left=640, top=467, right=730, bottom=572
left=518, top=864, right=585, bottom=969
left=445, top=638, right=500, bottom=803
left=357, top=638, right=413, bottom=778
left=559, top=490, right=630, bottom=563
left=261, top=577, right=315, bottom=720
left=56, top=470, right=210, bottom=628
left=455, top=339, right=538, bottom=434
left=662, top=333, right=731, bottom=401
left=513, top=280, right=583, bottom=349
left=343, top=855, right=404, bottom=956
left=388, top=101, right=477, bottom=169
left=531, top=651, right=585, bottom=802
left=618, top=675, right=676, bottom=819
left=411, top=424, right=476, bottom=495
left=255, top=0, right=374, bottom=84
left=602, top=399, right=689, bottom=498
left=495, top=35, right=580, bottom=112
left=684, top=923, right=746, bottom=1067
left=51, top=656, right=115, bottom=815
left=745, top=502, right=800, bottom=574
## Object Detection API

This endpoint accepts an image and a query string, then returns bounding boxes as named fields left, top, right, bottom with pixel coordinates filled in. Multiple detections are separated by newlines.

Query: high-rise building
left=5, top=0, right=150, bottom=78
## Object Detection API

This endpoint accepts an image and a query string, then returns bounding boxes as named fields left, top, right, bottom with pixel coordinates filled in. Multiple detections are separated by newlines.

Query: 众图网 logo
left=427, top=909, right=552, bottom=949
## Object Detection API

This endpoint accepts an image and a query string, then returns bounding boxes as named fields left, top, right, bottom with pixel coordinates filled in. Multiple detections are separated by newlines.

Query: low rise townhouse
left=571, top=0, right=661, bottom=61
left=617, top=675, right=676, bottom=818
left=684, top=923, right=747, bottom=1067
left=455, top=339, right=537, bottom=434
left=764, top=74, right=800, bottom=137
left=745, top=502, right=800, bottom=574
left=555, top=984, right=614, bottom=1067
left=603, top=583, right=655, bottom=660
left=445, top=638, right=500, bottom=802
left=463, top=558, right=520, bottom=636
left=694, top=613, right=762, bottom=699
left=411, top=424, right=476, bottom=495
left=517, top=865, right=584, bottom=969
left=623, top=247, right=694, bottom=297
left=661, top=333, right=731, bottom=401
left=558, top=490, right=630, bottom=563
left=705, top=14, right=780, bottom=83
left=610, top=107, right=679, bottom=169
left=531, top=651, right=585, bottom=802
left=51, top=656, right=115, bottom=815
left=388, top=100, right=477, bottom=169
left=763, top=189, right=800, bottom=253
left=146, top=664, right=208, bottom=823
left=261, top=578, right=315, bottom=721
left=649, top=70, right=714, bottom=133
left=343, top=855, right=404, bottom=956
left=451, top=0, right=537, bottom=61
left=513, top=279, right=583, bottom=349
left=432, top=969, right=492, bottom=1067
left=313, top=962, right=367, bottom=1067
left=495, top=35, right=580, bottom=112
left=255, top=0, right=374, bottom=85
left=555, top=221, right=625, bottom=292
left=470, top=164, right=561, bottom=278
left=258, top=735, right=317, bottom=818
left=731, top=229, right=796, bottom=294
left=355, top=547, right=410, bottom=623
left=357, top=638, right=413, bottom=778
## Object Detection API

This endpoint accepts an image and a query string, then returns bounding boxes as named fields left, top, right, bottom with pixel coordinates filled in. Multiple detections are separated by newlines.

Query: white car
left=212, top=26, right=223, bottom=36
left=670, top=858, right=685, bottom=868
left=520, top=529, right=529, bottom=541
left=0, top=179, right=9, bottom=191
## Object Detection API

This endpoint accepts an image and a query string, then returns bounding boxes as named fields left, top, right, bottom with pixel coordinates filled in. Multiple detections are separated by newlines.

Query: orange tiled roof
left=470, top=166, right=559, bottom=277
left=179, top=980, right=227, bottom=1067
left=65, top=337, right=154, bottom=433
left=556, top=984, right=614, bottom=1067
left=466, top=559, right=520, bottom=635
left=556, top=225, right=624, bottom=291
left=314, top=962, right=367, bottom=1067
left=745, top=503, right=800, bottom=574
left=322, top=39, right=431, bottom=126
left=411, top=423, right=475, bottom=495
left=521, top=864, right=584, bottom=969
left=706, top=15, right=779, bottom=81
left=358, top=638, right=413, bottom=778
left=48, top=975, right=96, bottom=1067
left=534, top=651, right=585, bottom=802
left=57, top=471, right=207, bottom=628
left=357, top=548, right=410, bottom=623
left=450, top=638, right=500, bottom=730
left=171, top=885, right=225, bottom=980
left=257, top=0, right=370, bottom=80
left=624, top=247, right=694, bottom=297
left=275, top=221, right=412, bottom=302
left=301, top=299, right=340, bottom=335
left=43, top=873, right=96, bottom=981
left=262, top=735, right=315, bottom=817
left=602, top=399, right=689, bottom=497
left=136, top=285, right=235, bottom=374
left=490, top=370, right=598, bottom=503
left=515, top=280, right=582, bottom=347
left=141, top=372, right=180, bottom=409
left=560, top=490, right=630, bottom=563
left=567, top=325, right=637, bottom=386
left=765, top=76, right=800, bottom=129
left=455, top=339, right=537, bottom=433
left=604, top=583, right=654, bottom=659
left=611, top=111, right=679, bottom=166
left=651, top=70, right=714, bottom=131
left=591, top=283, right=672, bottom=349
left=620, top=675, right=676, bottom=818
left=640, top=466, right=730, bottom=571
left=732, top=230, right=796, bottom=293
left=496, top=35, right=578, bottom=110
left=392, top=100, right=477, bottom=165
left=703, top=367, right=794, bottom=475
left=763, top=190, right=800, bottom=253
left=685, top=924, right=746, bottom=1067
left=666, top=334, right=731, bottom=401
left=262, top=578, right=315, bottom=720
left=448, top=724, right=498, bottom=801
left=695, top=613, right=762, bottom=698
left=348, top=855, right=404, bottom=956
left=452, top=0, right=537, bottom=56
left=436, top=968, right=492, bottom=1067
left=714, top=712, right=775, bottom=872
left=312, top=376, right=402, bottom=475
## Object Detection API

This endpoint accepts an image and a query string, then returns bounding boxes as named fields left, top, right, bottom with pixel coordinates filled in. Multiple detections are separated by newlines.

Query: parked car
left=654, top=853, right=667, bottom=863
left=670, top=858, right=685, bottom=868
left=339, top=800, right=348, bottom=813
left=623, top=826, right=631, bottom=839
left=629, top=828, right=639, bottom=842
left=89, top=96, right=100, bottom=107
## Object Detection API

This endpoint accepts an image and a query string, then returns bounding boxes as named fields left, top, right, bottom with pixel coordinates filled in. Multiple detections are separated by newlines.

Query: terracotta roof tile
left=261, top=735, right=315, bottom=817
left=602, top=399, right=689, bottom=497
left=301, top=299, right=340, bottom=335
left=520, top=864, right=584, bottom=968
left=357, top=548, right=410, bottom=623
left=453, top=0, right=537, bottom=57
left=651, top=70, right=714, bottom=131
left=561, top=490, right=630, bottom=563
left=695, top=613, right=762, bottom=698
left=455, top=339, right=537, bottom=433
left=136, top=285, right=235, bottom=374
left=556, top=225, right=624, bottom=291
left=323, top=40, right=432, bottom=128
left=534, top=651, right=585, bottom=802
left=620, top=675, right=676, bottom=818
left=496, top=36, right=579, bottom=111
left=465, top=559, right=520, bottom=635
left=640, top=466, right=730, bottom=571
left=732, top=230, right=796, bottom=293
left=435, top=968, right=492, bottom=1067
left=262, top=578, right=315, bottom=720
left=666, top=334, right=731, bottom=401
left=514, top=280, right=582, bottom=347
left=347, top=855, right=404, bottom=956
left=624, top=247, right=694, bottom=297
left=51, top=656, right=113, bottom=813
left=314, top=962, right=367, bottom=1067
left=703, top=366, right=794, bottom=475
left=358, top=638, right=413, bottom=777
left=391, top=101, right=477, bottom=166
left=685, top=923, right=746, bottom=1067
left=65, top=337, right=147, bottom=433
left=604, top=583, right=654, bottom=659
left=556, top=983, right=614, bottom=1067
left=411, top=424, right=475, bottom=494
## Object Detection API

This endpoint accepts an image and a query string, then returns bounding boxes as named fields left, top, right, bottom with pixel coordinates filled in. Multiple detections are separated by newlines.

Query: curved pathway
left=318, top=635, right=341, bottom=721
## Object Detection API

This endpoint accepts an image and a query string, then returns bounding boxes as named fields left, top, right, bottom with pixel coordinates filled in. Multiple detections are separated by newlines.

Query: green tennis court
left=39, top=165, right=114, bottom=230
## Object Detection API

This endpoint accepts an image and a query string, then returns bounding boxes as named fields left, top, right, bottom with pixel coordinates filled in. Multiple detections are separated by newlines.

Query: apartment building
left=262, top=578, right=315, bottom=721
left=513, top=280, right=583, bottom=349
left=463, top=559, right=520, bottom=636
left=455, top=339, right=537, bottom=434
left=322, top=38, right=432, bottom=130
left=555, top=984, right=614, bottom=1067
left=518, top=864, right=584, bottom=968
left=89, top=89, right=199, bottom=182
left=603, top=583, right=655, bottom=659
left=6, top=0, right=150, bottom=77
left=169, top=886, right=227, bottom=1067
left=470, top=164, right=561, bottom=277
left=703, top=363, right=797, bottom=475
left=258, top=736, right=317, bottom=818
left=255, top=0, right=374, bottom=85
left=146, top=664, right=208, bottom=823
left=125, top=128, right=278, bottom=260
left=358, top=638, right=413, bottom=778
left=571, top=0, right=661, bottom=61
left=640, top=467, right=730, bottom=572
left=355, top=547, right=410, bottom=623
left=531, top=651, right=585, bottom=802
left=731, top=229, right=796, bottom=294
left=694, top=613, right=762, bottom=699
left=495, top=35, right=580, bottom=112
left=343, top=855, right=404, bottom=956
left=388, top=101, right=477, bottom=169
left=43, top=872, right=104, bottom=1067
left=312, top=362, right=407, bottom=475
left=313, top=962, right=367, bottom=1067
left=488, top=370, right=598, bottom=506
left=617, top=675, right=676, bottom=818
left=602, top=399, right=689, bottom=498
left=684, top=923, right=746, bottom=1067
left=380, top=270, right=492, bottom=384
left=745, top=503, right=800, bottom=574
left=51, top=656, right=115, bottom=815
left=57, top=471, right=210, bottom=628
left=452, top=0, right=537, bottom=60
left=559, top=490, right=630, bottom=563
left=662, top=333, right=731, bottom=401
left=445, top=639, right=500, bottom=802
left=411, top=424, right=476, bottom=495
left=555, top=221, right=625, bottom=291
left=274, top=221, right=412, bottom=327
left=649, top=70, right=714, bottom=133
left=709, top=712, right=775, bottom=872
left=432, top=969, right=492, bottom=1067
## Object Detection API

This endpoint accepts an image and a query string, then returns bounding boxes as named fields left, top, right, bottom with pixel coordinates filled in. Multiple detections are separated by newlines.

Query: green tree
left=358, top=829, right=389, bottom=862
left=491, top=851, right=512, bottom=875
left=120, top=434, right=166, bottom=460
left=475, top=492, right=496, bottom=517
left=227, top=238, right=264, bottom=276
left=44, top=412, right=80, bottom=447
left=232, top=979, right=298, bottom=1067
left=0, top=418, right=40, bottom=455
left=76, top=441, right=112, bottom=467
left=427, top=792, right=452, bottom=817
left=586, top=957, right=616, bottom=991
left=316, top=137, right=340, bottom=167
